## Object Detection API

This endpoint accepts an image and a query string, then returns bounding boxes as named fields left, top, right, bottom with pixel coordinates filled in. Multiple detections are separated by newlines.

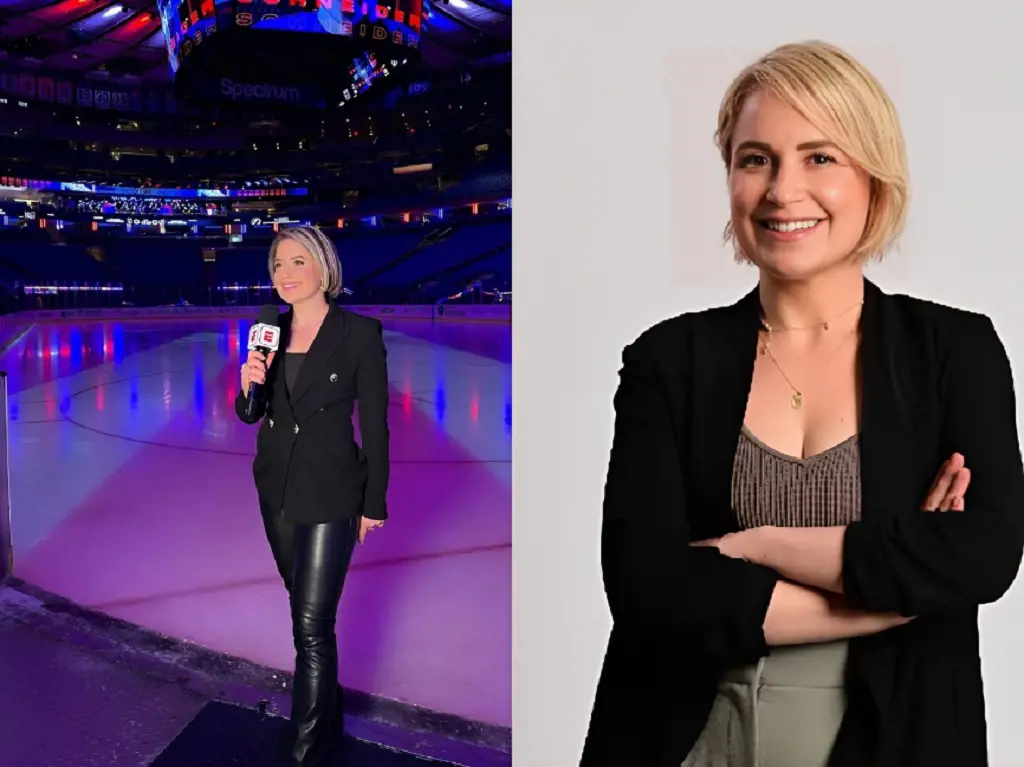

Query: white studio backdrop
left=513, top=2, right=1024, bottom=765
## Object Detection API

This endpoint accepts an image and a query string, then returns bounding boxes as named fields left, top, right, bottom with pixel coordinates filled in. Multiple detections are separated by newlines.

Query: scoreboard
left=158, top=0, right=426, bottom=77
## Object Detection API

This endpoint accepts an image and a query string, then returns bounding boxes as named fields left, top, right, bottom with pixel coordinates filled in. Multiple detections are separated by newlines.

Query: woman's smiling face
left=272, top=237, right=323, bottom=305
left=727, top=89, right=872, bottom=281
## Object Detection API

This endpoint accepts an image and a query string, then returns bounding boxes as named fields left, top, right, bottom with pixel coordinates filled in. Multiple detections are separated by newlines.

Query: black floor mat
left=150, top=700, right=458, bottom=766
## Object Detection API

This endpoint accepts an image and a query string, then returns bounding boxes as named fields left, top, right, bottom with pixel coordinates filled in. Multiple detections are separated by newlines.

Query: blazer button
left=293, top=424, right=300, bottom=434
left=329, top=373, right=338, bottom=383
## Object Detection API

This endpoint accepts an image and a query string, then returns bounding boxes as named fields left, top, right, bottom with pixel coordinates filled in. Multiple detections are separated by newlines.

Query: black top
left=235, top=303, right=391, bottom=523
left=285, top=352, right=305, bottom=397
left=580, top=279, right=1024, bottom=767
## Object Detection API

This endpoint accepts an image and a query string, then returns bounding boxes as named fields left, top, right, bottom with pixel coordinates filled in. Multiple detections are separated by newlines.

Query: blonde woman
left=581, top=41, right=1024, bottom=767
left=237, top=226, right=390, bottom=766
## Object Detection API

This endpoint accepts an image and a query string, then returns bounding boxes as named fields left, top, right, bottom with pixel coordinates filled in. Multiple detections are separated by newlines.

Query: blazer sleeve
left=356, top=320, right=391, bottom=520
left=234, top=359, right=271, bottom=425
left=601, top=335, right=780, bottom=665
left=234, top=390, right=260, bottom=424
left=843, top=313, right=1024, bottom=616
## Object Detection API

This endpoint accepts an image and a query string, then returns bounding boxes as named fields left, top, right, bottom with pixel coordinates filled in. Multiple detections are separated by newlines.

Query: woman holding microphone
left=237, top=225, right=390, bottom=767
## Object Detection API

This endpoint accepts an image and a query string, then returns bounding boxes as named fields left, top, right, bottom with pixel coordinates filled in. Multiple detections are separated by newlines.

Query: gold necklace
left=759, top=339, right=805, bottom=409
left=760, top=299, right=864, bottom=334
left=758, top=299, right=863, bottom=409
left=759, top=321, right=860, bottom=410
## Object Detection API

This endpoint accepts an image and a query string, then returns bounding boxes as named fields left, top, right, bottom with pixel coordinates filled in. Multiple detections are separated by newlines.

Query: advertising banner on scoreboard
left=231, top=0, right=424, bottom=51
left=156, top=0, right=426, bottom=81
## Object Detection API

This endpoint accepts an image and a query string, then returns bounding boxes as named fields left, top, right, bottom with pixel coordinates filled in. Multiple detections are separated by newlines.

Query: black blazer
left=235, top=303, right=390, bottom=524
left=581, top=279, right=1024, bottom=767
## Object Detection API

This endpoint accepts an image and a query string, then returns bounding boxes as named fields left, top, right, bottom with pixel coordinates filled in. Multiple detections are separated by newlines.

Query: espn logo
left=247, top=323, right=281, bottom=352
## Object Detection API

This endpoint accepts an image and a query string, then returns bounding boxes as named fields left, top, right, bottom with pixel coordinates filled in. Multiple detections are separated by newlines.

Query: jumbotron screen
left=156, top=0, right=223, bottom=73
left=234, top=0, right=423, bottom=39
left=157, top=0, right=425, bottom=74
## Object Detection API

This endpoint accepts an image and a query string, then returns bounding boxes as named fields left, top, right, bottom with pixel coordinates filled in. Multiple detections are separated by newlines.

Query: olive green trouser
left=682, top=641, right=848, bottom=767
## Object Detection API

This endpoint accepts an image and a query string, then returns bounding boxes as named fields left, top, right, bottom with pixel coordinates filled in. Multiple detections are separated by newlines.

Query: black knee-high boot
left=286, top=517, right=359, bottom=766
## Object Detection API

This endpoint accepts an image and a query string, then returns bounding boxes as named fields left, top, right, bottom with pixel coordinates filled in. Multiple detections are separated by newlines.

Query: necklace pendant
left=791, top=392, right=803, bottom=409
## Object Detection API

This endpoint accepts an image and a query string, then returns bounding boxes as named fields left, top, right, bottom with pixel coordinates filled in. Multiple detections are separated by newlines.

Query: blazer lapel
left=858, top=278, right=929, bottom=526
left=290, top=303, right=349, bottom=405
left=848, top=277, right=934, bottom=726
left=689, top=285, right=762, bottom=538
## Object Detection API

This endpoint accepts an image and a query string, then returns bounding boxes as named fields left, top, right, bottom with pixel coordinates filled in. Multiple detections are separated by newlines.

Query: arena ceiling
left=0, top=0, right=510, bottom=83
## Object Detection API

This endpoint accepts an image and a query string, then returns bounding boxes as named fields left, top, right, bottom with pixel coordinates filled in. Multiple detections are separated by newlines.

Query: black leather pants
left=261, top=503, right=360, bottom=766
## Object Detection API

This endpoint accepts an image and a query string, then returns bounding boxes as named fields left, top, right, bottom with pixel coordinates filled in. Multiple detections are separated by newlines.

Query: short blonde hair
left=716, top=40, right=909, bottom=263
left=268, top=226, right=343, bottom=298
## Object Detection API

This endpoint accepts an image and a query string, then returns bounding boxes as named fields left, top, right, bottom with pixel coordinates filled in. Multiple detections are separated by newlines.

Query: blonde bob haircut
left=267, top=225, right=343, bottom=298
left=715, top=40, right=909, bottom=264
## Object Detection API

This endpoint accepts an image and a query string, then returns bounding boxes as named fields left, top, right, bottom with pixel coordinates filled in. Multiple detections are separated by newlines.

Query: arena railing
left=9, top=283, right=507, bottom=311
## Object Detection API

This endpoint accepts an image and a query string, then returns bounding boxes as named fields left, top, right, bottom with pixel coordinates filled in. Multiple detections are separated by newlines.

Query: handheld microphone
left=245, top=304, right=281, bottom=420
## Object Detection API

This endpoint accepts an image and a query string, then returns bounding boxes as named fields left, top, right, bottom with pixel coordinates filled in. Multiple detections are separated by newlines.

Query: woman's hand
left=691, top=530, right=758, bottom=560
left=359, top=516, right=385, bottom=544
left=241, top=350, right=275, bottom=392
left=922, top=452, right=970, bottom=512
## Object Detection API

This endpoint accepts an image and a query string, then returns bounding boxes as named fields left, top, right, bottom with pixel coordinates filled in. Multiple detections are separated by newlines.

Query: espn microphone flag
left=247, top=320, right=282, bottom=354
left=244, top=304, right=281, bottom=421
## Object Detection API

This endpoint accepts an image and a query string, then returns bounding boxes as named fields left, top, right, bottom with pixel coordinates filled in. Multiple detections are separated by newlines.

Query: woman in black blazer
left=581, top=41, right=1024, bottom=767
left=236, top=225, right=390, bottom=767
